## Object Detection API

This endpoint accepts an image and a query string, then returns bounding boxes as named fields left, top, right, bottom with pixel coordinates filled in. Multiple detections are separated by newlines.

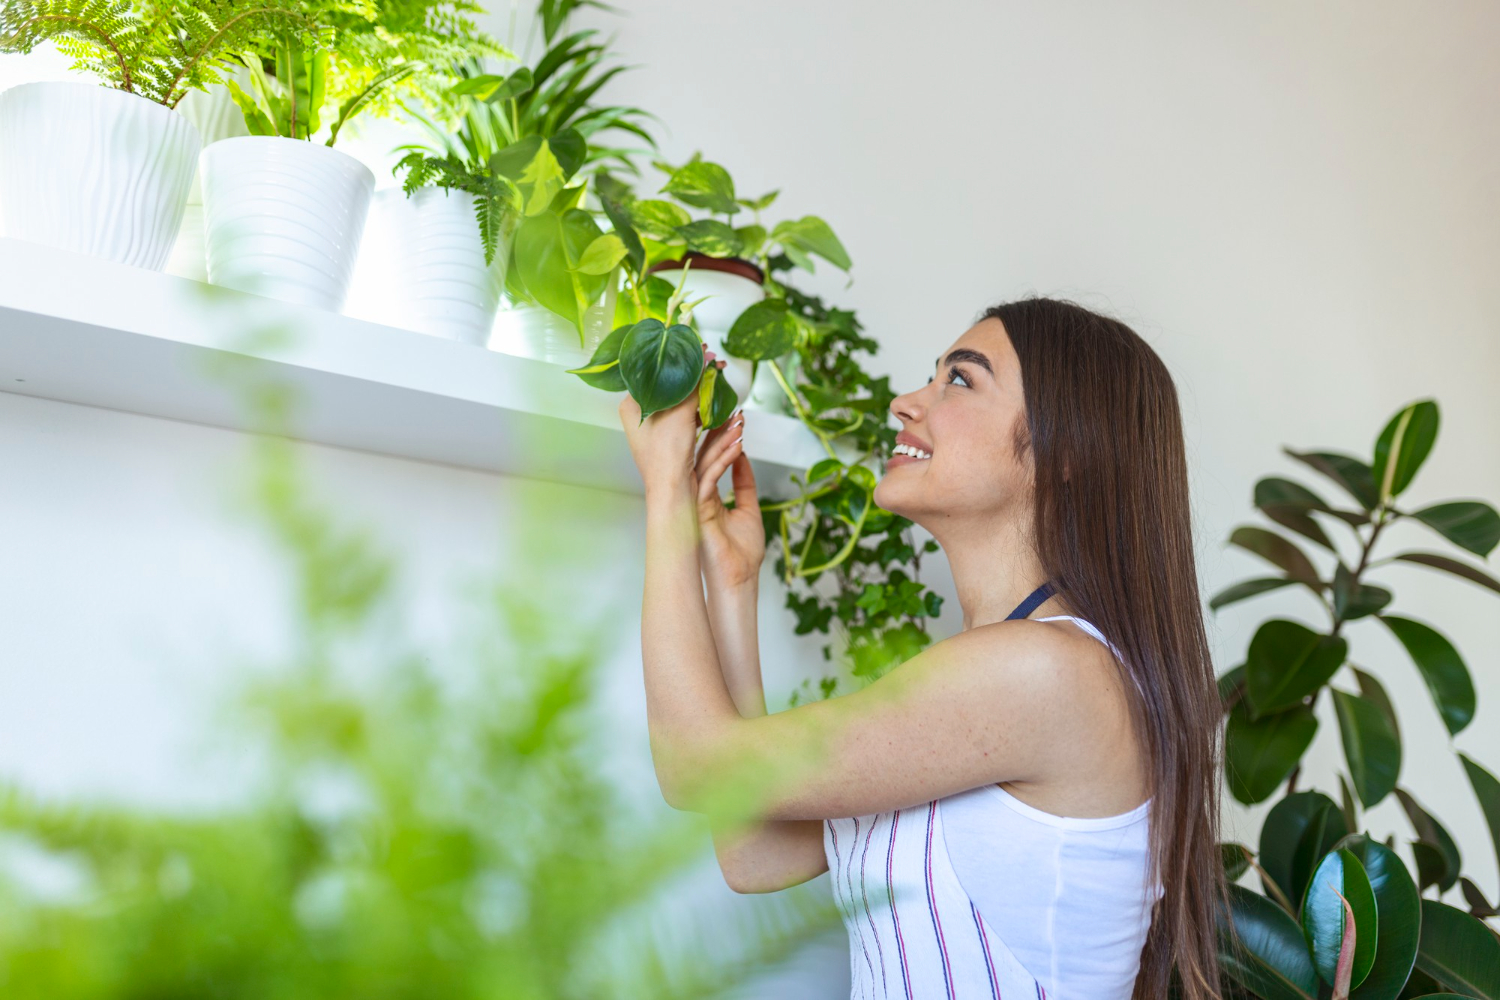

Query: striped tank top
left=821, top=587, right=1159, bottom=999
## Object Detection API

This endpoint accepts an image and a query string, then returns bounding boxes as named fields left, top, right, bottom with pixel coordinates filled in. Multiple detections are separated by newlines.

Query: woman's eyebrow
left=934, top=348, right=994, bottom=376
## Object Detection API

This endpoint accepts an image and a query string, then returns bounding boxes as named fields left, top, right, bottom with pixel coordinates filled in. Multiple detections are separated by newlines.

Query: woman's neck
left=931, top=511, right=1060, bottom=630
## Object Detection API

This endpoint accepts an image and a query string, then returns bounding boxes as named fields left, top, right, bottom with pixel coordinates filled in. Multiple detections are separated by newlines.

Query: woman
left=620, top=296, right=1226, bottom=999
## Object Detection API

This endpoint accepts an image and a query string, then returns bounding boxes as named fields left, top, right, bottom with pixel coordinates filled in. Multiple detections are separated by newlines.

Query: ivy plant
left=1212, top=399, right=1500, bottom=999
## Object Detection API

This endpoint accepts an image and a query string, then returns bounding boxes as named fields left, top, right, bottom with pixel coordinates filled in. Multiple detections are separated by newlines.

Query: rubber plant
left=1210, top=399, right=1500, bottom=999
left=0, top=0, right=311, bottom=107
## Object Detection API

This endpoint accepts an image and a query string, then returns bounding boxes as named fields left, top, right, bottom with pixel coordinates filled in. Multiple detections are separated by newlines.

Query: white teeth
left=893, top=443, right=931, bottom=460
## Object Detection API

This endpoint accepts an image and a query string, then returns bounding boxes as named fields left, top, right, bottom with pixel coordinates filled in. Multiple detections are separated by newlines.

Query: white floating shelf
left=0, top=238, right=837, bottom=496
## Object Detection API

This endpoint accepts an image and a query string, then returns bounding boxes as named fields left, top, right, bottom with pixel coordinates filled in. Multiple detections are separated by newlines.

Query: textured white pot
left=489, top=283, right=618, bottom=369
left=382, top=187, right=505, bottom=345
left=201, top=136, right=374, bottom=310
left=0, top=81, right=200, bottom=270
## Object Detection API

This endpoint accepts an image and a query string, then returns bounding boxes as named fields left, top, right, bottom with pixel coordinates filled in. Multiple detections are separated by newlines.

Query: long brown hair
left=982, top=297, right=1226, bottom=999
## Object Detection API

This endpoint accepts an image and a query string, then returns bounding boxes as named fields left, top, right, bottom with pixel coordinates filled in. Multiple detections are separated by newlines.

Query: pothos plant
left=1210, top=399, right=1500, bottom=999
left=0, top=0, right=311, bottom=107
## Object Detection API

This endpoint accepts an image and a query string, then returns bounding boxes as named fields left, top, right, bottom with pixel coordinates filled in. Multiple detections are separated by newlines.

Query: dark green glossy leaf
left=1332, top=690, right=1400, bottom=808
left=1410, top=501, right=1500, bottom=558
left=1337, top=835, right=1421, bottom=1000
left=600, top=197, right=645, bottom=276
left=1339, top=772, right=1360, bottom=835
left=1351, top=667, right=1399, bottom=734
left=1227, top=701, right=1318, bottom=805
left=1395, top=788, right=1462, bottom=893
left=1283, top=448, right=1380, bottom=510
left=563, top=322, right=631, bottom=391
left=1218, top=663, right=1247, bottom=707
left=1257, top=477, right=1338, bottom=550
left=1459, top=754, right=1500, bottom=899
left=674, top=219, right=744, bottom=257
left=619, top=320, right=702, bottom=420
left=724, top=300, right=799, bottom=361
left=1210, top=577, right=1299, bottom=612
left=1378, top=615, right=1475, bottom=736
left=1244, top=620, right=1347, bottom=718
left=1372, top=400, right=1438, bottom=502
left=1301, top=848, right=1377, bottom=988
left=1460, top=877, right=1499, bottom=919
left=660, top=158, right=738, bottom=215
left=1390, top=552, right=1500, bottom=596
left=1261, top=791, right=1348, bottom=910
left=1223, top=841, right=1253, bottom=882
left=1333, top=563, right=1393, bottom=621
left=1413, top=899, right=1500, bottom=998
left=1230, top=526, right=1323, bottom=589
left=1219, top=882, right=1321, bottom=1000
left=696, top=361, right=738, bottom=430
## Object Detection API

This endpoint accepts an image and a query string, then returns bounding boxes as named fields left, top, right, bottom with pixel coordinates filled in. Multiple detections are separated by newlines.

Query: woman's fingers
left=696, top=415, right=746, bottom=504
left=697, top=435, right=744, bottom=505
left=729, top=448, right=758, bottom=508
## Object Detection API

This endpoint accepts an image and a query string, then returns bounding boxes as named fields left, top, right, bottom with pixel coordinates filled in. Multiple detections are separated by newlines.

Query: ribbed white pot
left=201, top=136, right=374, bottom=310
left=656, top=265, right=793, bottom=413
left=489, top=284, right=618, bottom=369
left=0, top=81, right=200, bottom=270
left=385, top=187, right=505, bottom=345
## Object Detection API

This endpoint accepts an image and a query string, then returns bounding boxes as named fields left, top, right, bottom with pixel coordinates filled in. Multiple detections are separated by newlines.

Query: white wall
left=2, top=0, right=1498, bottom=989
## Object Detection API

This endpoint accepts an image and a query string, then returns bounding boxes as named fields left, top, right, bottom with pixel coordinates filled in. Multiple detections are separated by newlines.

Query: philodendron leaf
left=1218, top=883, right=1321, bottom=1000
left=697, top=363, right=717, bottom=428
left=1226, top=700, right=1318, bottom=805
left=1332, top=690, right=1400, bottom=808
left=1244, top=620, right=1347, bottom=718
left=660, top=158, right=738, bottom=215
left=1230, top=526, right=1323, bottom=590
left=513, top=207, right=607, bottom=335
left=1299, top=850, right=1378, bottom=990
left=1261, top=792, right=1349, bottom=912
left=724, top=300, right=800, bottom=361
left=1459, top=754, right=1500, bottom=897
left=702, top=363, right=738, bottom=430
left=674, top=219, right=744, bottom=257
left=573, top=233, right=627, bottom=275
left=1389, top=552, right=1500, bottom=596
left=1283, top=449, right=1380, bottom=511
left=564, top=322, right=632, bottom=391
left=1334, top=835, right=1421, bottom=1000
left=1210, top=577, right=1299, bottom=612
left=1394, top=788, right=1463, bottom=894
left=1377, top=615, right=1475, bottom=735
left=1409, top=501, right=1500, bottom=558
left=1372, top=400, right=1439, bottom=502
left=627, top=199, right=692, bottom=239
left=619, top=320, right=702, bottom=420
left=1413, top=899, right=1500, bottom=999
left=771, top=216, right=852, bottom=271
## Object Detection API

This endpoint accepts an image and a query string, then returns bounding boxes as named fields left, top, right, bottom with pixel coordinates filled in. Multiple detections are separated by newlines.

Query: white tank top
left=822, top=615, right=1161, bottom=999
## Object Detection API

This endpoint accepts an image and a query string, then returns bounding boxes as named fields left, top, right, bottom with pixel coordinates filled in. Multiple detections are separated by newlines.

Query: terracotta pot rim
left=646, top=251, right=764, bottom=285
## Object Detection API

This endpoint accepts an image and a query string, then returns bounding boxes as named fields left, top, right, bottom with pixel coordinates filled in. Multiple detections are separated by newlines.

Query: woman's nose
left=890, top=386, right=923, bottom=424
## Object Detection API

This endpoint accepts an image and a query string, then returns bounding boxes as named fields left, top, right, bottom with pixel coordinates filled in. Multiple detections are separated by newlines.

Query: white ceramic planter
left=0, top=81, right=200, bottom=270
left=489, top=283, right=618, bottom=369
left=201, top=136, right=374, bottom=310
left=376, top=187, right=505, bottom=345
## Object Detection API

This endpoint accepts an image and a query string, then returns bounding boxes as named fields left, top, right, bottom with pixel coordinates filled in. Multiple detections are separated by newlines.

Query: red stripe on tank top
left=924, top=801, right=956, bottom=999
left=886, top=810, right=914, bottom=999
left=969, top=901, right=1001, bottom=998
left=849, top=817, right=876, bottom=997
left=858, top=815, right=890, bottom=997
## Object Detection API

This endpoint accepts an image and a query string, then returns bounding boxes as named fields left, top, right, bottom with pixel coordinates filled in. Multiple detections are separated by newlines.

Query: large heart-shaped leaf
left=1219, top=883, right=1321, bottom=1000
left=1261, top=791, right=1349, bottom=910
left=1227, top=701, right=1318, bottom=805
left=1230, top=526, right=1323, bottom=589
left=660, top=158, right=738, bottom=215
left=1331, top=689, right=1400, bottom=808
left=1410, top=501, right=1500, bottom=558
left=1301, top=849, right=1378, bottom=989
left=1413, top=899, right=1500, bottom=998
left=1336, top=835, right=1420, bottom=1000
left=619, top=320, right=703, bottom=420
left=1372, top=400, right=1438, bottom=502
left=724, top=300, right=800, bottom=361
left=1244, top=620, right=1347, bottom=718
left=1377, top=615, right=1475, bottom=736
left=512, top=207, right=608, bottom=336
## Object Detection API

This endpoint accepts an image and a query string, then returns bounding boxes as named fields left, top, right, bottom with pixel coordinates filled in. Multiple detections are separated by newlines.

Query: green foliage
left=1214, top=399, right=1500, bottom=997
left=393, top=150, right=515, bottom=266
left=0, top=0, right=311, bottom=107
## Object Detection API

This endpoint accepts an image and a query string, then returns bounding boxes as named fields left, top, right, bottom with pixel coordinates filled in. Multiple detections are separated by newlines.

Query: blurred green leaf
left=660, top=158, right=738, bottom=215
left=1372, top=400, right=1438, bottom=502
left=1459, top=754, right=1500, bottom=900
left=1395, top=788, right=1463, bottom=894
left=1331, top=690, right=1400, bottom=808
left=725, top=301, right=799, bottom=362
left=1230, top=526, right=1323, bottom=590
left=1389, top=552, right=1500, bottom=596
left=1409, top=501, right=1500, bottom=558
left=564, top=322, right=632, bottom=391
left=1210, top=577, right=1299, bottom=612
left=1244, top=620, right=1347, bottom=718
left=1413, top=899, right=1500, bottom=998
left=1378, top=615, right=1475, bottom=736
left=1332, top=564, right=1393, bottom=621
left=1227, top=700, right=1318, bottom=805
left=1282, top=449, right=1380, bottom=510
left=675, top=219, right=744, bottom=257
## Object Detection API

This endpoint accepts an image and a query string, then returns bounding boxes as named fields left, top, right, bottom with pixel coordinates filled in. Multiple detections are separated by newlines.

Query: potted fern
left=0, top=0, right=306, bottom=270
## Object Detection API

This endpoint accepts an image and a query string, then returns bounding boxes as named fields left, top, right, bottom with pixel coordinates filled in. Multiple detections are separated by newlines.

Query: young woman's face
left=874, top=316, right=1033, bottom=524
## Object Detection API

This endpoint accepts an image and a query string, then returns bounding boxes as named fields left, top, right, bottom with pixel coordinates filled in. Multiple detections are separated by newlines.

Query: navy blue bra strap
left=1005, top=580, right=1056, bottom=620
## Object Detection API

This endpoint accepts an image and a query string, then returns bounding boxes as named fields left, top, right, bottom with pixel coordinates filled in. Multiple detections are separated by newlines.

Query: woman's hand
left=695, top=406, right=764, bottom=591
left=619, top=343, right=721, bottom=496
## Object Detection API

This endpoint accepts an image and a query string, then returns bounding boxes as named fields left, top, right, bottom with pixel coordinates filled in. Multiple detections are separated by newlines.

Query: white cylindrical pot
left=389, top=187, right=505, bottom=345
left=201, top=136, right=374, bottom=310
left=0, top=81, right=200, bottom=270
left=489, top=281, right=618, bottom=368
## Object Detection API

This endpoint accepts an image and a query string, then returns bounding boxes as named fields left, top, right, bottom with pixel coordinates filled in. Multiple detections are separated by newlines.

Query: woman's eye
left=946, top=367, right=970, bottom=388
